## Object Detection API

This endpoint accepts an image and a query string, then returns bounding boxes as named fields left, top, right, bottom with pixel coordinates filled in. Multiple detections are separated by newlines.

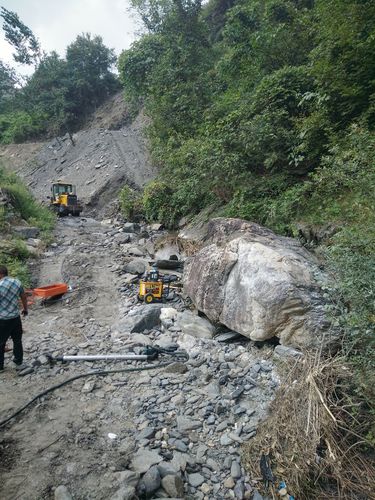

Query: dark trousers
left=0, top=316, right=23, bottom=369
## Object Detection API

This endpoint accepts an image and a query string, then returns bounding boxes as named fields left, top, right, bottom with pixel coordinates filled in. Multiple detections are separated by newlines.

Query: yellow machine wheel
left=144, top=293, right=154, bottom=304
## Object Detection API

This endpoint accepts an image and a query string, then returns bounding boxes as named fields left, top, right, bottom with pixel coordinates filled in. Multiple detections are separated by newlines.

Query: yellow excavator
left=50, top=182, right=82, bottom=216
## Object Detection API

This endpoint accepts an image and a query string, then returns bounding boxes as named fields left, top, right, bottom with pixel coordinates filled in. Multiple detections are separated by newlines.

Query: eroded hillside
left=0, top=92, right=156, bottom=216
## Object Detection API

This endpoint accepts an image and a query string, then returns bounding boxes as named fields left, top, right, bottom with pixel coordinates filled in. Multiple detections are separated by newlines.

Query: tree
left=0, top=7, right=41, bottom=66
left=65, top=33, right=119, bottom=117
left=0, top=60, right=18, bottom=112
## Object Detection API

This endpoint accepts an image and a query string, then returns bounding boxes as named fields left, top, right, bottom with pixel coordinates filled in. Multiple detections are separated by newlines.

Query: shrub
left=119, top=185, right=143, bottom=220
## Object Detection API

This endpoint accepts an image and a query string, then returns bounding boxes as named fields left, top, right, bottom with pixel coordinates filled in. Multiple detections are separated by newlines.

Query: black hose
left=0, top=361, right=174, bottom=429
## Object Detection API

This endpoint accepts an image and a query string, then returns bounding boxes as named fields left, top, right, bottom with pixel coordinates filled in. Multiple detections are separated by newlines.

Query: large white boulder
left=182, top=218, right=330, bottom=348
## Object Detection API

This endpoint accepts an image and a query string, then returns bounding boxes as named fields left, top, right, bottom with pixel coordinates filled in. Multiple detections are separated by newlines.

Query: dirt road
left=0, top=217, right=138, bottom=499
left=1, top=217, right=277, bottom=500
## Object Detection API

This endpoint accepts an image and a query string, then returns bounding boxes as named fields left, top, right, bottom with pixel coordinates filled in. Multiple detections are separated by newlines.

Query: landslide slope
left=0, top=92, right=156, bottom=216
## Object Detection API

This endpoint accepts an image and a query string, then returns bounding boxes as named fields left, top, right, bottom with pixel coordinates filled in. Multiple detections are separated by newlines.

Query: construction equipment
left=50, top=182, right=82, bottom=216
left=138, top=266, right=178, bottom=304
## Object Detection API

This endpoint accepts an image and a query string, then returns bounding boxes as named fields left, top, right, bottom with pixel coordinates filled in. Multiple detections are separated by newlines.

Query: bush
left=0, top=167, right=55, bottom=233
left=119, top=185, right=143, bottom=220
left=0, top=110, right=47, bottom=144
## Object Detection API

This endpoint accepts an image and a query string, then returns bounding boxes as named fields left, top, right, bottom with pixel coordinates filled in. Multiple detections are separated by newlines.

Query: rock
left=273, top=345, right=303, bottom=359
left=137, top=465, right=161, bottom=497
left=123, top=222, right=140, bottom=233
left=157, top=462, right=178, bottom=478
left=54, top=485, right=73, bottom=500
left=13, top=226, right=40, bottom=239
left=150, top=223, right=164, bottom=231
left=130, top=449, right=162, bottom=474
left=155, top=259, right=182, bottom=270
left=171, top=451, right=190, bottom=472
left=252, top=491, right=264, bottom=500
left=125, top=333, right=153, bottom=346
left=123, top=259, right=148, bottom=275
left=160, top=307, right=178, bottom=325
left=115, top=470, right=140, bottom=487
left=137, top=427, right=156, bottom=440
left=26, top=237, right=42, bottom=248
left=163, top=362, right=188, bottom=374
left=114, top=233, right=131, bottom=244
left=176, top=416, right=202, bottom=433
left=183, top=218, right=330, bottom=348
left=231, top=461, right=242, bottom=479
left=161, top=474, right=185, bottom=498
left=188, top=473, right=204, bottom=487
left=115, top=304, right=163, bottom=333
left=176, top=311, right=215, bottom=339
left=128, top=246, right=145, bottom=257
left=224, top=477, right=235, bottom=489
left=110, top=485, right=136, bottom=500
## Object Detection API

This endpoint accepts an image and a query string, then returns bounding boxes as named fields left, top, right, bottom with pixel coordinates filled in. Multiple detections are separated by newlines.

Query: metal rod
left=61, top=354, right=150, bottom=362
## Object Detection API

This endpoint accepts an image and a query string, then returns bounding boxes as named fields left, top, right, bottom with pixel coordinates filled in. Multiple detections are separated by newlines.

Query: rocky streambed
left=0, top=215, right=301, bottom=500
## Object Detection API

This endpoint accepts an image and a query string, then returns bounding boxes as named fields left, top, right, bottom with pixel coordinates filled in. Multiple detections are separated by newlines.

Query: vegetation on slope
left=118, top=0, right=375, bottom=494
left=0, top=8, right=120, bottom=143
left=0, top=165, right=55, bottom=284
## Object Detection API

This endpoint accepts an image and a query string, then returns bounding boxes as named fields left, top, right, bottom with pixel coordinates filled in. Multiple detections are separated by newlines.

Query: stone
left=188, top=473, right=205, bottom=488
left=158, top=461, right=178, bottom=478
left=160, top=307, right=178, bottom=324
left=161, top=474, right=185, bottom=498
left=231, top=461, right=242, bottom=479
left=155, top=259, right=182, bottom=270
left=252, top=491, right=264, bottom=500
left=137, top=465, right=161, bottom=497
left=137, top=427, right=156, bottom=440
left=176, top=310, right=216, bottom=339
left=224, top=477, right=236, bottom=488
left=176, top=416, right=202, bottom=433
left=182, top=218, right=331, bottom=348
left=234, top=480, right=245, bottom=499
left=163, top=362, right=188, bottom=374
left=171, top=451, right=190, bottom=472
left=130, top=449, right=162, bottom=474
left=115, top=304, right=163, bottom=333
left=115, top=470, right=140, bottom=487
left=13, top=226, right=40, bottom=239
left=273, top=345, right=304, bottom=359
left=54, top=486, right=73, bottom=500
left=123, top=259, right=148, bottom=275
left=123, top=222, right=140, bottom=233
left=110, top=485, right=136, bottom=500
left=114, top=233, right=131, bottom=244
left=220, top=433, right=234, bottom=446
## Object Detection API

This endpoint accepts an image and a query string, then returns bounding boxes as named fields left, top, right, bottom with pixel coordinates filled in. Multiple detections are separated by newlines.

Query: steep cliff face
left=0, top=92, right=156, bottom=217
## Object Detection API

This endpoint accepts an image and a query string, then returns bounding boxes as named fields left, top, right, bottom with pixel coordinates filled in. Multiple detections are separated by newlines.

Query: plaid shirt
left=0, top=277, right=24, bottom=320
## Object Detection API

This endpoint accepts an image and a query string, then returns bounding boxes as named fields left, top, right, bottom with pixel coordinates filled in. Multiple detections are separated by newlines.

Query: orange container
left=32, top=283, right=68, bottom=298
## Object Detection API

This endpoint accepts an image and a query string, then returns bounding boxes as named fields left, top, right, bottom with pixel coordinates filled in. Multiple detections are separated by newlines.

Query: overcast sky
left=0, top=0, right=140, bottom=73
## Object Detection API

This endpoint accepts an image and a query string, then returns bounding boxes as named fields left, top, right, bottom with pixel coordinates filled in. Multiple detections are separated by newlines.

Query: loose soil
left=0, top=218, right=138, bottom=499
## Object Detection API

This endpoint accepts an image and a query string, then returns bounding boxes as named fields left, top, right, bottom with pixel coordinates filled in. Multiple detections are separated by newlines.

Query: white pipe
left=61, top=354, right=150, bottom=362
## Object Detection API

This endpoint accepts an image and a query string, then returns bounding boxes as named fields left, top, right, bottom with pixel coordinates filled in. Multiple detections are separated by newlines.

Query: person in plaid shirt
left=0, top=265, right=28, bottom=372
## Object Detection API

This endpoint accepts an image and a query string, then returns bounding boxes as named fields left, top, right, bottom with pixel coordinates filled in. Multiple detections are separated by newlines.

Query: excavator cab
left=50, top=182, right=82, bottom=216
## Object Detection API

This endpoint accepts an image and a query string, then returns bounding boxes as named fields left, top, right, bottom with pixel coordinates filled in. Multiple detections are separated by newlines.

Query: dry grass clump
left=242, top=351, right=375, bottom=499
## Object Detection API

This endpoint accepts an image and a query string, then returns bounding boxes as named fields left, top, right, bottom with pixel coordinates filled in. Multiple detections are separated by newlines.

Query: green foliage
left=0, top=27, right=119, bottom=143
left=0, top=166, right=55, bottom=233
left=142, top=180, right=177, bottom=226
left=0, top=7, right=41, bottom=66
left=0, top=110, right=47, bottom=143
left=0, top=165, right=55, bottom=285
left=119, top=185, right=143, bottom=220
